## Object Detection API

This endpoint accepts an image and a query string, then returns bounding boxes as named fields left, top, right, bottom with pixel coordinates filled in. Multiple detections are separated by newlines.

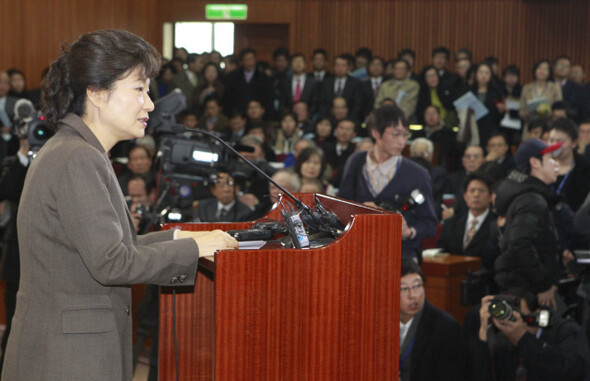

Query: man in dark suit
left=279, top=53, right=319, bottom=116
left=323, top=118, right=356, bottom=188
left=360, top=56, right=386, bottom=120
left=436, top=172, right=495, bottom=261
left=553, top=56, right=583, bottom=120
left=168, top=53, right=204, bottom=111
left=222, top=48, right=273, bottom=116
left=193, top=172, right=253, bottom=223
left=430, top=46, right=459, bottom=99
left=0, top=71, right=19, bottom=163
left=0, top=136, right=29, bottom=372
left=399, top=258, right=467, bottom=381
left=321, top=55, right=362, bottom=122
left=0, top=71, right=18, bottom=125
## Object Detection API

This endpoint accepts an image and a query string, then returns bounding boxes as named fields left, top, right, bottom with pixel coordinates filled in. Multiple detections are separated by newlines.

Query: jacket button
left=125, top=305, right=130, bottom=315
left=170, top=276, right=178, bottom=284
left=179, top=274, right=188, bottom=283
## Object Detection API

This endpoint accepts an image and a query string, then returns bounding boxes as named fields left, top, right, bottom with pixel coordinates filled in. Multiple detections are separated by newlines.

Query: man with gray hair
left=410, top=138, right=447, bottom=219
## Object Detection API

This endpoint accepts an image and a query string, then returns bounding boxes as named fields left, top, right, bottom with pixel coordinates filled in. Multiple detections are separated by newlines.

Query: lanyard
left=555, top=170, right=571, bottom=195
left=399, top=335, right=416, bottom=370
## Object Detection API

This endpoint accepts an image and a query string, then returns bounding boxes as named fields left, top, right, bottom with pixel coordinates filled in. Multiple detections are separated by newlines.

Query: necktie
left=336, top=79, right=343, bottom=96
left=373, top=79, right=380, bottom=97
left=245, top=71, right=253, bottom=83
left=464, top=218, right=478, bottom=248
left=293, top=78, right=302, bottom=102
left=218, top=207, right=229, bottom=220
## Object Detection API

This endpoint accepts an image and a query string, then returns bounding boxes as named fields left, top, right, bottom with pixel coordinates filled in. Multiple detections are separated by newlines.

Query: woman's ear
left=86, top=87, right=107, bottom=110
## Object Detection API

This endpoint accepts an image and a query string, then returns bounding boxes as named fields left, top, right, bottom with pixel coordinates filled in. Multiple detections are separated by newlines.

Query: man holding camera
left=470, top=293, right=590, bottom=380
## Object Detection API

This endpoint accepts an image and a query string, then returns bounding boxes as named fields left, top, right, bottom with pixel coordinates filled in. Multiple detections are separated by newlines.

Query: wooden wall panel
left=0, top=0, right=158, bottom=88
left=1, top=0, right=589, bottom=90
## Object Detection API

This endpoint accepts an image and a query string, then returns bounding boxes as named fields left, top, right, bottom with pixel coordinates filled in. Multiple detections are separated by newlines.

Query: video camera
left=488, top=295, right=553, bottom=328
left=12, top=99, right=53, bottom=156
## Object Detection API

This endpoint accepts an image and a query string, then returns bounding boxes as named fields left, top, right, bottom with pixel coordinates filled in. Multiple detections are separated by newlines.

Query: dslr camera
left=488, top=295, right=553, bottom=328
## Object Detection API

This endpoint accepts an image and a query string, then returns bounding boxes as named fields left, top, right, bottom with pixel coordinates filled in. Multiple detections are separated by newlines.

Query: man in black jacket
left=399, top=258, right=467, bottom=381
left=494, top=138, right=563, bottom=310
left=469, top=292, right=590, bottom=380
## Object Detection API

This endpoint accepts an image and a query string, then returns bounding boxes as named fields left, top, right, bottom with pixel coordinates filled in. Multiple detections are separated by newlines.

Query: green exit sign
left=206, top=4, right=248, bottom=20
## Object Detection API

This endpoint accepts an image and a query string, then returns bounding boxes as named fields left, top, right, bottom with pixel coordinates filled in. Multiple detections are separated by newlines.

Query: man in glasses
left=399, top=258, right=466, bottom=381
left=192, top=172, right=254, bottom=223
left=339, top=104, right=437, bottom=259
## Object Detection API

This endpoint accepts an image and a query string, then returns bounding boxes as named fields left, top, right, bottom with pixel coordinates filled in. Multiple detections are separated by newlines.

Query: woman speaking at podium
left=2, top=30, right=238, bottom=381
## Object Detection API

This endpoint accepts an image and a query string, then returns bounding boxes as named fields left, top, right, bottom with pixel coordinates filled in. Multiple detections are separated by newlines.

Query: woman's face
left=535, top=62, right=550, bottom=81
left=161, top=68, right=174, bottom=84
left=315, top=119, right=332, bottom=138
left=301, top=154, right=322, bottom=180
left=425, top=69, right=439, bottom=88
left=281, top=116, right=297, bottom=136
left=10, top=73, right=25, bottom=93
left=476, top=65, right=491, bottom=87
left=97, top=67, right=154, bottom=143
left=204, top=65, right=218, bottom=82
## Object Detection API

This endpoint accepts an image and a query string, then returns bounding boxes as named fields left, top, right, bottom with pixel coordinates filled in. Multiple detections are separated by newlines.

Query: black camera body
left=488, top=295, right=553, bottom=328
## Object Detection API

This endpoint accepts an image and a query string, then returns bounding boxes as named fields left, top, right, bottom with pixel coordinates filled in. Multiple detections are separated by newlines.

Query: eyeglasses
left=400, top=283, right=424, bottom=295
left=215, top=179, right=235, bottom=187
left=463, top=154, right=482, bottom=160
left=384, top=131, right=411, bottom=140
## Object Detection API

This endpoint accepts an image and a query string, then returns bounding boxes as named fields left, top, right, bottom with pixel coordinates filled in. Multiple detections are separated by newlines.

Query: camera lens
left=489, top=300, right=513, bottom=320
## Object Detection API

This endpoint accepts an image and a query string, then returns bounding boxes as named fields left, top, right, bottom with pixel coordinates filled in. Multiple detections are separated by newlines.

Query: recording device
left=379, top=189, right=425, bottom=214
left=488, top=295, right=553, bottom=328
left=227, top=228, right=274, bottom=241
left=282, top=208, right=310, bottom=249
left=12, top=99, right=53, bottom=155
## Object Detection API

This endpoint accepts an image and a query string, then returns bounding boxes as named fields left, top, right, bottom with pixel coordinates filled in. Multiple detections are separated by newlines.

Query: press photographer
left=469, top=292, right=590, bottom=380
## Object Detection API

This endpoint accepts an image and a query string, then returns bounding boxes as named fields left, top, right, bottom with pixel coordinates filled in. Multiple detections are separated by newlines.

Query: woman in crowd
left=152, top=62, right=177, bottom=99
left=193, top=62, right=225, bottom=112
left=1, top=30, right=237, bottom=381
left=294, top=146, right=335, bottom=195
left=416, top=65, right=456, bottom=127
left=471, top=62, right=505, bottom=149
left=519, top=59, right=563, bottom=134
left=274, top=112, right=302, bottom=161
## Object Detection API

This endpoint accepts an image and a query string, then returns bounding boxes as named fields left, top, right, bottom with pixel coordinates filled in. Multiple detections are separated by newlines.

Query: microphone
left=165, top=124, right=340, bottom=246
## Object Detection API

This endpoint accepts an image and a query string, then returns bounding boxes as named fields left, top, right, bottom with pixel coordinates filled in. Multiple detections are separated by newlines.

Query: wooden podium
left=158, top=194, right=401, bottom=380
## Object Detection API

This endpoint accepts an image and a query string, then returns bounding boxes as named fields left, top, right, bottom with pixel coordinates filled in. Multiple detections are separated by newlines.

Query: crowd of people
left=2, top=42, right=590, bottom=380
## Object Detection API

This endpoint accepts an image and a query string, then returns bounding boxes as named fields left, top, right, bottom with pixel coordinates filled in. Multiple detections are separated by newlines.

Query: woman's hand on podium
left=177, top=230, right=239, bottom=257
